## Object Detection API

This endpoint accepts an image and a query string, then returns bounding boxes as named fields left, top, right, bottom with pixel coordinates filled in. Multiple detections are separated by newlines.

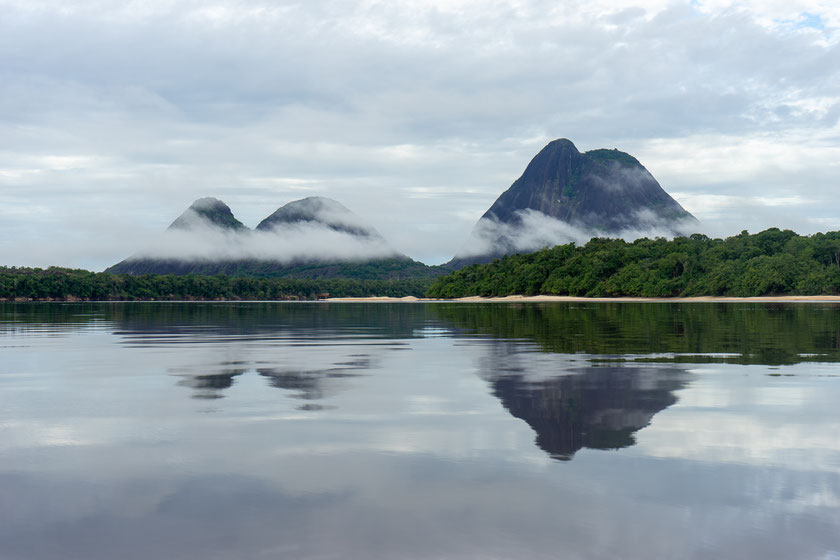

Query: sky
left=1, top=0, right=839, bottom=269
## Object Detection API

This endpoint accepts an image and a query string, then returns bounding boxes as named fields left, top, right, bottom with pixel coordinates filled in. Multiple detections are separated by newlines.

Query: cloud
left=458, top=211, right=591, bottom=257
left=255, top=196, right=385, bottom=239
left=456, top=209, right=699, bottom=258
left=131, top=223, right=399, bottom=264
left=587, top=163, right=656, bottom=193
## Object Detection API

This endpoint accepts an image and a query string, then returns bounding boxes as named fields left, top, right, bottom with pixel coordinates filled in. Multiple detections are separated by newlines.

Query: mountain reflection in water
left=54, top=300, right=840, bottom=462
left=175, top=368, right=246, bottom=399
left=487, top=360, right=688, bottom=460
left=257, top=355, right=371, bottom=402
left=89, top=302, right=703, bottom=460
left=3, top=302, right=840, bottom=560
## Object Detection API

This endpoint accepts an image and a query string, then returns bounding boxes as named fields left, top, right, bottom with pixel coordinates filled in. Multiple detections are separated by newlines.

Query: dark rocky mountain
left=256, top=197, right=383, bottom=239
left=448, top=138, right=697, bottom=268
left=168, top=197, right=247, bottom=231
left=107, top=197, right=442, bottom=280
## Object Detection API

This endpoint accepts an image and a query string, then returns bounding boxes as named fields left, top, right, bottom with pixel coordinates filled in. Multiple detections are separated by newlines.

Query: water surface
left=1, top=302, right=839, bottom=559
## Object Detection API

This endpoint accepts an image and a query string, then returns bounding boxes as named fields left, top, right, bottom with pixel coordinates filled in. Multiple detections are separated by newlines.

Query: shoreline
left=4, top=295, right=840, bottom=303
left=325, top=295, right=840, bottom=303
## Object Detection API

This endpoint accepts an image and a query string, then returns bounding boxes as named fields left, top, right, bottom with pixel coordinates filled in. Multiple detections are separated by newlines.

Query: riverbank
left=5, top=295, right=840, bottom=303
left=326, top=295, right=840, bottom=303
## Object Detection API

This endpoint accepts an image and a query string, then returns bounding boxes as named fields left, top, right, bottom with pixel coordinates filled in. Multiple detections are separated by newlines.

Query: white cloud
left=129, top=222, right=398, bottom=264
left=456, top=209, right=698, bottom=258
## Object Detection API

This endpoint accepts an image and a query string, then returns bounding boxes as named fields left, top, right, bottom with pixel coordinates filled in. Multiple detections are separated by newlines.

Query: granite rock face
left=167, top=197, right=248, bottom=232
left=448, top=139, right=697, bottom=268
left=256, top=197, right=384, bottom=239
left=483, top=139, right=693, bottom=229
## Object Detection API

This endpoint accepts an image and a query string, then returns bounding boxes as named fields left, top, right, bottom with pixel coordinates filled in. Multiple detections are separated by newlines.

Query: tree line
left=426, top=228, right=840, bottom=298
left=6, top=228, right=840, bottom=301
left=0, top=267, right=432, bottom=301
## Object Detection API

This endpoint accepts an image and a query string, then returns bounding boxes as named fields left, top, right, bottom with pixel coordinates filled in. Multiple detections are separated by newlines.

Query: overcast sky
left=2, top=0, right=839, bottom=269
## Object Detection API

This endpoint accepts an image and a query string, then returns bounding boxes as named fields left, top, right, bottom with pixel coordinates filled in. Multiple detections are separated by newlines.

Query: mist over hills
left=107, top=196, right=440, bottom=280
left=448, top=139, right=697, bottom=268
left=107, top=139, right=697, bottom=279
left=256, top=197, right=384, bottom=239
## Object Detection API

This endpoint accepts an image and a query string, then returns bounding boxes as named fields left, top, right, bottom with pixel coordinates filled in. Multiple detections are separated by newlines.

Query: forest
left=0, top=266, right=432, bottom=301
left=426, top=228, right=840, bottom=298
left=5, top=228, right=840, bottom=301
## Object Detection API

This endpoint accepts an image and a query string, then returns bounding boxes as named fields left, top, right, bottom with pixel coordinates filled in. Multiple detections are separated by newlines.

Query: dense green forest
left=0, top=267, right=432, bottom=301
left=427, top=228, right=840, bottom=298
left=7, top=228, right=840, bottom=301
left=106, top=255, right=445, bottom=280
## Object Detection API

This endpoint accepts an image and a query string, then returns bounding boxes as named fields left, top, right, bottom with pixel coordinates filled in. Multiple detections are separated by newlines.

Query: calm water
left=1, top=302, right=840, bottom=559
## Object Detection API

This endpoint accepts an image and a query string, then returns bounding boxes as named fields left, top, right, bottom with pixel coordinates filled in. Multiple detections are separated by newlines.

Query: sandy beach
left=325, top=295, right=840, bottom=303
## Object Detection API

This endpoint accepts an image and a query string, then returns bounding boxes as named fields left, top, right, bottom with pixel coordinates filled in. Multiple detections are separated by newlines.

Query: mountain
left=448, top=138, right=697, bottom=268
left=168, top=197, right=247, bottom=232
left=256, top=197, right=383, bottom=239
left=106, top=197, right=443, bottom=280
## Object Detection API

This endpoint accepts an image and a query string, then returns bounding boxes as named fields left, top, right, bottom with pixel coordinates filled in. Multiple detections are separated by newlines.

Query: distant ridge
left=447, top=138, right=696, bottom=268
left=106, top=196, right=443, bottom=280
left=168, top=197, right=248, bottom=231
left=256, top=197, right=383, bottom=239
